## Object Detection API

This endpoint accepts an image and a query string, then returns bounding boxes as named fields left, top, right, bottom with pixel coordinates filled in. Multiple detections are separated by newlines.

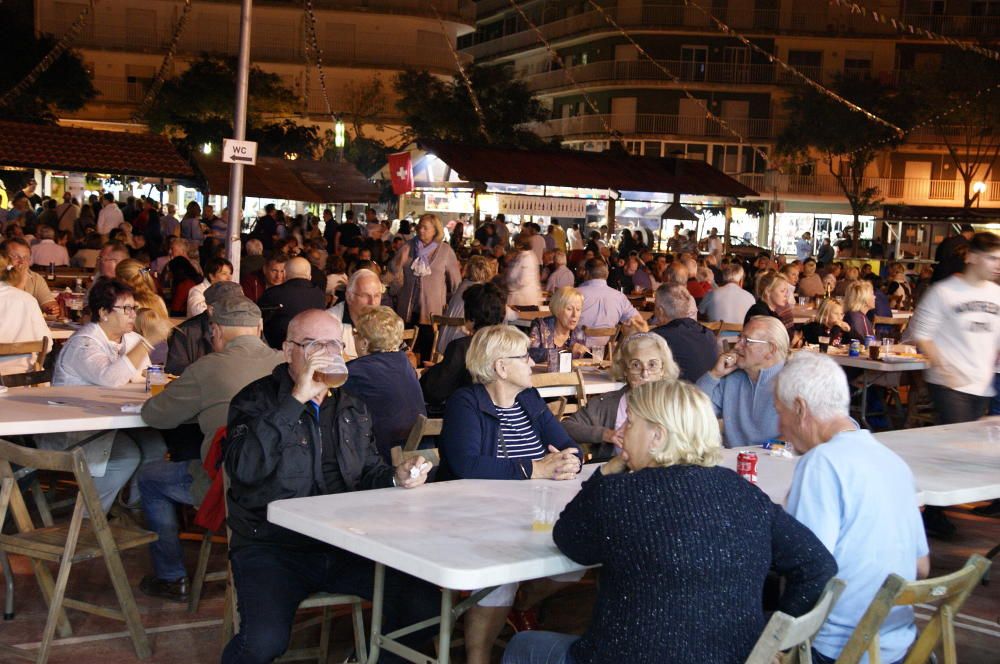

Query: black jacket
left=651, top=318, right=719, bottom=382
left=164, top=311, right=213, bottom=375
left=258, top=278, right=327, bottom=348
left=224, top=363, right=394, bottom=549
left=420, top=335, right=473, bottom=412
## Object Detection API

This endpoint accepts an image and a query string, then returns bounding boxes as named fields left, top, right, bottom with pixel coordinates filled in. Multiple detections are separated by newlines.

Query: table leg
left=438, top=590, right=453, bottom=664
left=859, top=371, right=871, bottom=429
left=367, top=562, right=385, bottom=664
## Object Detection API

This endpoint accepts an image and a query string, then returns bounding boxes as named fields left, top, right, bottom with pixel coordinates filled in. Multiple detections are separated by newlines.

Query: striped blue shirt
left=495, top=403, right=546, bottom=460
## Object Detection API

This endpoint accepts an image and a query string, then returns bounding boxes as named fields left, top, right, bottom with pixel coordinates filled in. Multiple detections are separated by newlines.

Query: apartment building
left=461, top=0, right=1000, bottom=252
left=36, top=0, right=475, bottom=141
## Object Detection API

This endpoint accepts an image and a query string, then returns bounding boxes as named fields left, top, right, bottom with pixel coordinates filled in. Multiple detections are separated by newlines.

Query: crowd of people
left=1, top=185, right=999, bottom=664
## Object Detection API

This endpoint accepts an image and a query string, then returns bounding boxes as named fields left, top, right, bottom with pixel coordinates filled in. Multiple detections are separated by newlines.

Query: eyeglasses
left=502, top=353, right=531, bottom=362
left=627, top=359, right=663, bottom=375
left=286, top=338, right=344, bottom=357
left=736, top=335, right=771, bottom=347
left=112, top=305, right=140, bottom=315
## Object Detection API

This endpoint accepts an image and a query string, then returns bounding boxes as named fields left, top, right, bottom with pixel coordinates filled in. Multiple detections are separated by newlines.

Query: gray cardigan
left=561, top=386, right=627, bottom=460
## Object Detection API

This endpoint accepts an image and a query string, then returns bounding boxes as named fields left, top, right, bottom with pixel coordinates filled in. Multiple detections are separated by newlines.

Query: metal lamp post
left=225, top=0, right=253, bottom=279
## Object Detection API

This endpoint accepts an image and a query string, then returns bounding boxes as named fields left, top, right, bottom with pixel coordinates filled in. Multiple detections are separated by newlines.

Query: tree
left=912, top=51, right=1000, bottom=210
left=340, top=75, right=387, bottom=140
left=144, top=55, right=315, bottom=156
left=0, top=8, right=96, bottom=124
left=251, top=120, right=322, bottom=159
left=778, top=75, right=914, bottom=254
left=394, top=63, right=549, bottom=147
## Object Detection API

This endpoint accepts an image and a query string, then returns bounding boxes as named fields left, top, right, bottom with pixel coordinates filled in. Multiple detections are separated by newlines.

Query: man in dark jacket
left=222, top=310, right=435, bottom=664
left=932, top=223, right=975, bottom=282
left=258, top=256, right=326, bottom=348
left=165, top=280, right=244, bottom=375
left=651, top=282, right=719, bottom=381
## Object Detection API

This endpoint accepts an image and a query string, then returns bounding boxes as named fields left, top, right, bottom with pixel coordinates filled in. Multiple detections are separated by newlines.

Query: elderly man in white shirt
left=30, top=225, right=70, bottom=266
left=327, top=268, right=384, bottom=360
left=546, top=251, right=575, bottom=291
left=97, top=193, right=125, bottom=236
left=0, top=255, right=51, bottom=376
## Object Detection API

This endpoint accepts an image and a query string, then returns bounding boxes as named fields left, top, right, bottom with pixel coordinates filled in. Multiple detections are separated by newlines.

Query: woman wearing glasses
left=36, top=278, right=171, bottom=513
left=562, top=333, right=680, bottom=460
left=438, top=324, right=583, bottom=664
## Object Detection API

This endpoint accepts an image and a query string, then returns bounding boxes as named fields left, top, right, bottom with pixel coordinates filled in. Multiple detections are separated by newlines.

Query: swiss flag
left=388, top=151, right=414, bottom=195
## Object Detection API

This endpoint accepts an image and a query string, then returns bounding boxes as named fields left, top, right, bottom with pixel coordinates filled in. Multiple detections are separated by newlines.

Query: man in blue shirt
left=776, top=352, right=929, bottom=664
left=695, top=315, right=786, bottom=447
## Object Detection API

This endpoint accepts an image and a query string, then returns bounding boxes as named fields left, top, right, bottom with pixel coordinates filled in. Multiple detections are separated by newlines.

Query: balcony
left=42, top=17, right=468, bottom=72
left=465, top=3, right=913, bottom=60
left=93, top=77, right=150, bottom=104
left=529, top=113, right=782, bottom=141
left=734, top=173, right=993, bottom=205
left=520, top=59, right=841, bottom=92
left=901, top=13, right=1000, bottom=38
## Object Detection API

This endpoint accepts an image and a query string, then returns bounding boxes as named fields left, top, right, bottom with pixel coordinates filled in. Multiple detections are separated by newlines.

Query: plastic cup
left=531, top=485, right=556, bottom=532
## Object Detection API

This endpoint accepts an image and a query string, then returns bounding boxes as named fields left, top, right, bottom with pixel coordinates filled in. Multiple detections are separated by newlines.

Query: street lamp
left=201, top=142, right=212, bottom=155
left=973, top=180, right=987, bottom=208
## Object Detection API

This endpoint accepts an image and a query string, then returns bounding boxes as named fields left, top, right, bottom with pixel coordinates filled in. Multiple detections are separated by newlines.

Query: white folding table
left=269, top=468, right=598, bottom=664
left=0, top=384, right=149, bottom=436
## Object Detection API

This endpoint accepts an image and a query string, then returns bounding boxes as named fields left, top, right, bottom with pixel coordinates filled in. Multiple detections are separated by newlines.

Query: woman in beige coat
left=393, top=213, right=461, bottom=359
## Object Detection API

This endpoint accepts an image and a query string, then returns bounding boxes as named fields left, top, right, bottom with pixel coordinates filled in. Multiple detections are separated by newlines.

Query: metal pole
left=225, top=0, right=253, bottom=278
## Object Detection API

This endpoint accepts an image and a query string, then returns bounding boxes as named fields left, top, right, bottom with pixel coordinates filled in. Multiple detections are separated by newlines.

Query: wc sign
left=222, top=139, right=258, bottom=165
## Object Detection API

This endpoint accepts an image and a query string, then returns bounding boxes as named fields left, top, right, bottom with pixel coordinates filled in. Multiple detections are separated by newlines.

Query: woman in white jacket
left=505, top=237, right=542, bottom=307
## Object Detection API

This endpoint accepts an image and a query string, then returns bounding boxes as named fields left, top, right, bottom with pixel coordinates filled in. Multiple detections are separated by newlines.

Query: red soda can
left=737, top=451, right=758, bottom=484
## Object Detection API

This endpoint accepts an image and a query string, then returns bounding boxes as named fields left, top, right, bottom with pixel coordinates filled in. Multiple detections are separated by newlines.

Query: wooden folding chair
left=582, top=325, right=620, bottom=360
left=836, top=554, right=990, bottom=664
left=719, top=322, right=744, bottom=334
left=219, top=471, right=368, bottom=664
left=0, top=438, right=156, bottom=663
left=429, top=315, right=466, bottom=365
left=390, top=446, right=441, bottom=468
left=873, top=316, right=909, bottom=341
left=546, top=397, right=567, bottom=420
left=401, top=327, right=419, bottom=353
left=0, top=339, right=51, bottom=387
left=701, top=321, right=723, bottom=333
left=403, top=415, right=444, bottom=453
left=531, top=368, right=588, bottom=415
left=744, top=577, right=845, bottom=664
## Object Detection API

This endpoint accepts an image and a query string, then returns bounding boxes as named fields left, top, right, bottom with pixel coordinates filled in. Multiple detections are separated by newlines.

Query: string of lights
left=0, top=0, right=95, bottom=107
left=303, top=0, right=338, bottom=126
left=683, top=0, right=904, bottom=137
left=584, top=0, right=770, bottom=165
left=430, top=1, right=490, bottom=141
left=831, top=0, right=1000, bottom=63
left=133, top=0, right=193, bottom=121
left=507, top=0, right=624, bottom=146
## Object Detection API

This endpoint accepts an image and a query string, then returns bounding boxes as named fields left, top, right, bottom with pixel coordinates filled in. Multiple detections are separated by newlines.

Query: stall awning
left=0, top=120, right=195, bottom=180
left=418, top=140, right=757, bottom=198
left=194, top=155, right=379, bottom=204
left=882, top=205, right=1000, bottom=222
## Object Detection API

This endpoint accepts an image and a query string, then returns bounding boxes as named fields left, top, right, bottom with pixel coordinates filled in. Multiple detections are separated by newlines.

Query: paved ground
left=1, top=504, right=997, bottom=663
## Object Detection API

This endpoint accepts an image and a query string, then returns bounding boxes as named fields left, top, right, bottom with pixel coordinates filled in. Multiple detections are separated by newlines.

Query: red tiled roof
left=195, top=154, right=379, bottom=204
left=418, top=140, right=758, bottom=198
left=0, top=120, right=195, bottom=179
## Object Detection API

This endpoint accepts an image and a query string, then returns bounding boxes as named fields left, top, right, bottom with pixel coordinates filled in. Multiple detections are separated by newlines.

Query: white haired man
left=777, top=352, right=928, bottom=664
left=699, top=263, right=756, bottom=327
left=650, top=283, right=717, bottom=381
left=326, top=268, right=384, bottom=359
left=695, top=316, right=786, bottom=447
left=545, top=251, right=574, bottom=291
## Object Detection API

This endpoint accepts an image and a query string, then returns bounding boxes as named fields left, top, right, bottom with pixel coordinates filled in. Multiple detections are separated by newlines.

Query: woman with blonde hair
left=0, top=252, right=51, bottom=376
left=392, top=213, right=461, bottom=360
left=116, top=258, right=169, bottom=319
left=745, top=271, right=793, bottom=332
left=343, top=306, right=426, bottom=461
left=843, top=279, right=876, bottom=339
left=527, top=286, right=588, bottom=362
left=801, top=298, right=860, bottom=347
left=503, top=379, right=837, bottom=664
left=439, top=324, right=582, bottom=664
left=562, top=332, right=680, bottom=459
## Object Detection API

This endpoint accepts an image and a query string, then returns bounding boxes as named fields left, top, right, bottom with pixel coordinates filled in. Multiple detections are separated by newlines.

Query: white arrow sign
left=222, top=138, right=258, bottom=165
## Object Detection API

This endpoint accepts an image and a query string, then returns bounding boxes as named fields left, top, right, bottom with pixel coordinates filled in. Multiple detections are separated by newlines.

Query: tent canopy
left=0, top=120, right=195, bottom=180
left=195, top=155, right=379, bottom=204
left=418, top=140, right=757, bottom=198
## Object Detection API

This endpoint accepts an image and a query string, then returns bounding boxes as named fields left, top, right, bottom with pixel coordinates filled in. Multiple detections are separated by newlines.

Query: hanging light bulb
left=334, top=120, right=346, bottom=149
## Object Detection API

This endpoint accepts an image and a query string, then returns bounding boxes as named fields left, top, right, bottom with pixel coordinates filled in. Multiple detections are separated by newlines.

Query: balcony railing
left=529, top=113, right=782, bottom=140
left=465, top=3, right=925, bottom=59
left=901, top=13, right=1000, bottom=38
left=41, top=17, right=469, bottom=72
left=521, top=59, right=839, bottom=91
left=93, top=77, right=150, bottom=104
left=734, top=173, right=990, bottom=204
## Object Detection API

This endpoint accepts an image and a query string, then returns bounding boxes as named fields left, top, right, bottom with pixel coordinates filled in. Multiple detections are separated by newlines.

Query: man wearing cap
left=932, top=223, right=975, bottom=282
left=164, top=280, right=245, bottom=375
left=137, top=296, right=282, bottom=602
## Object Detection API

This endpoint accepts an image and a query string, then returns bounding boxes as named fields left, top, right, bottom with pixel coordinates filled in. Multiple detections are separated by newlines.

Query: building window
left=680, top=45, right=708, bottom=81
